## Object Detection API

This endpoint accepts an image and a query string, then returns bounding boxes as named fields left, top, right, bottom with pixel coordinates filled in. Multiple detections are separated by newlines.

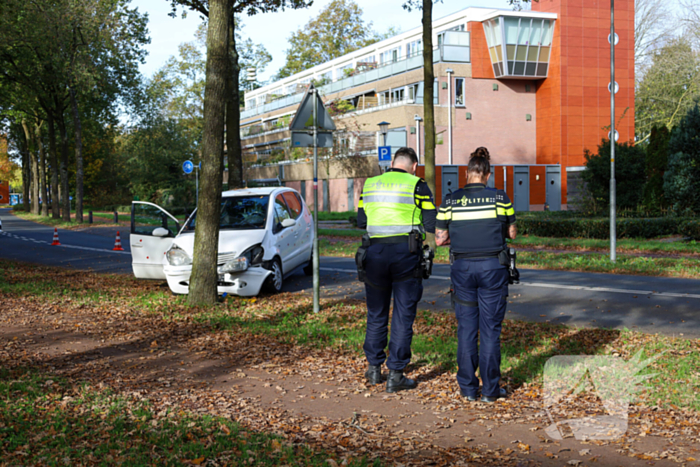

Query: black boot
left=481, top=387, right=507, bottom=403
left=364, top=365, right=383, bottom=385
left=386, top=370, right=417, bottom=393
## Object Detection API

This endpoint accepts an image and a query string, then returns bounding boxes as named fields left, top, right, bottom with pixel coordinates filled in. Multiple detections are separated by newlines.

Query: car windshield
left=186, top=195, right=269, bottom=231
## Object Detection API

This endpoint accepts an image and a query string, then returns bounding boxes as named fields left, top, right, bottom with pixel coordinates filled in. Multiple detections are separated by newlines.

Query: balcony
left=241, top=31, right=470, bottom=120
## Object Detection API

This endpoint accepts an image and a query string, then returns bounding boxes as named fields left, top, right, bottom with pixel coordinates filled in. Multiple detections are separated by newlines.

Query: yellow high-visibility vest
left=361, top=171, right=422, bottom=237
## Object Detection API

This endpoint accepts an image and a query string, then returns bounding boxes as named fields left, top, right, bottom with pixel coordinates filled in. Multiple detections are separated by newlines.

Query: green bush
left=582, top=139, right=646, bottom=210
left=11, top=204, right=25, bottom=212
left=679, top=219, right=700, bottom=240
left=518, top=217, right=688, bottom=239
left=664, top=103, right=700, bottom=214
left=643, top=125, right=670, bottom=209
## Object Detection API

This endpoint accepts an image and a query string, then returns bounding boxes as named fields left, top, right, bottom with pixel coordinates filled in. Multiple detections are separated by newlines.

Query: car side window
left=132, top=203, right=179, bottom=237
left=282, top=192, right=302, bottom=219
left=273, top=195, right=292, bottom=233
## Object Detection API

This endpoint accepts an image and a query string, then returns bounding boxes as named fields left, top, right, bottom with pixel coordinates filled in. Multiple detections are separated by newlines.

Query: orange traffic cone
left=50, top=227, right=61, bottom=246
left=113, top=231, right=124, bottom=251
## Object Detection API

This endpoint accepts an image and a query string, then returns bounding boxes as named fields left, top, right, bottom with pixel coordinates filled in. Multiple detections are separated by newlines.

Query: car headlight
left=240, top=244, right=264, bottom=266
left=218, top=257, right=248, bottom=274
left=166, top=245, right=192, bottom=266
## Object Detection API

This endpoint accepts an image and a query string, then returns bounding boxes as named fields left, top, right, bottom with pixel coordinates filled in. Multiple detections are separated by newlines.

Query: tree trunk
left=69, top=87, right=84, bottom=223
left=19, top=127, right=31, bottom=213
left=47, top=113, right=61, bottom=219
left=22, top=120, right=40, bottom=215
left=187, top=0, right=231, bottom=306
left=57, top=110, right=71, bottom=222
left=225, top=15, right=243, bottom=189
left=34, top=119, right=49, bottom=217
left=422, top=0, right=437, bottom=249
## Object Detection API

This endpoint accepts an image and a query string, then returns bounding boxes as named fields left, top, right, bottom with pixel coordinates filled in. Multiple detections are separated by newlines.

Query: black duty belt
left=369, top=236, right=409, bottom=245
left=452, top=251, right=500, bottom=260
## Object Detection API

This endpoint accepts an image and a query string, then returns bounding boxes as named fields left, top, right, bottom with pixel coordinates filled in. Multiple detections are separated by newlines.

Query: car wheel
left=303, top=252, right=313, bottom=276
left=264, top=258, right=284, bottom=293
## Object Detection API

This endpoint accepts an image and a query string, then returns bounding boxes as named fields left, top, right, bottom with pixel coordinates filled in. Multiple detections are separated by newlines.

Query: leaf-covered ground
left=1, top=260, right=699, bottom=466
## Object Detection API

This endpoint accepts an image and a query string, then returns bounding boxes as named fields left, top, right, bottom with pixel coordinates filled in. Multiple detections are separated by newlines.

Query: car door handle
left=131, top=244, right=143, bottom=248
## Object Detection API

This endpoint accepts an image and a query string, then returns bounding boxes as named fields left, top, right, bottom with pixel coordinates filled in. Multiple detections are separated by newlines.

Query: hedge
left=518, top=217, right=694, bottom=239
left=679, top=219, right=700, bottom=241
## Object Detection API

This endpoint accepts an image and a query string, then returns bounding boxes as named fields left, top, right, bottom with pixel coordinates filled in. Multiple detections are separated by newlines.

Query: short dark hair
left=393, top=147, right=418, bottom=166
left=468, top=146, right=491, bottom=177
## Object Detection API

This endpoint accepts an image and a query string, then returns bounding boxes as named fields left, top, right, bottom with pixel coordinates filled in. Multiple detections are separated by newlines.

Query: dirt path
left=2, top=291, right=698, bottom=467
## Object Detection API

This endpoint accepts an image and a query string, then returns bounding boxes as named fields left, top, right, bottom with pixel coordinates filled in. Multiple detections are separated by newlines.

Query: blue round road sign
left=183, top=160, right=194, bottom=174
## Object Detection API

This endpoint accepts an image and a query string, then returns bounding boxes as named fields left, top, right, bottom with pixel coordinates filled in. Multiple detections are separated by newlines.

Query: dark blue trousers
left=451, top=258, right=509, bottom=398
left=363, top=242, right=423, bottom=371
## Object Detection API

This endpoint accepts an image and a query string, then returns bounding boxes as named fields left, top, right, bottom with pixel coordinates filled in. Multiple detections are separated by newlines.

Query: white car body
left=129, top=187, right=314, bottom=296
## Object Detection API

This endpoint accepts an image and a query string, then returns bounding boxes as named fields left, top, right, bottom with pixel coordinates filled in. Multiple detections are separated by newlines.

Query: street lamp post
left=446, top=68, right=454, bottom=165
left=378, top=121, right=390, bottom=147
left=414, top=115, right=423, bottom=164
left=609, top=0, right=617, bottom=262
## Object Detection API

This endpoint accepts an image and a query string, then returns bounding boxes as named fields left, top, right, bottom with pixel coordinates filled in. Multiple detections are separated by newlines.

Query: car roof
left=221, top=187, right=288, bottom=197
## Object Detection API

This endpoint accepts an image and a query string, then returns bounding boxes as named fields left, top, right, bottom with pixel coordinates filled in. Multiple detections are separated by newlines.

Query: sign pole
left=610, top=0, right=616, bottom=262
left=312, top=88, right=320, bottom=314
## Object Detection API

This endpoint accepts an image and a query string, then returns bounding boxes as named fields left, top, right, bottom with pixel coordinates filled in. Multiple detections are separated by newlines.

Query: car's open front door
left=130, top=202, right=180, bottom=279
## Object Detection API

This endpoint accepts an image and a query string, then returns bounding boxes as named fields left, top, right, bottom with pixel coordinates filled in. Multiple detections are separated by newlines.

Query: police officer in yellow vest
left=356, top=147, right=437, bottom=392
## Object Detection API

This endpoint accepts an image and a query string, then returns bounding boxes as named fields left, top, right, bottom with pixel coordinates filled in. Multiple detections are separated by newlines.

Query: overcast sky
left=131, top=0, right=520, bottom=83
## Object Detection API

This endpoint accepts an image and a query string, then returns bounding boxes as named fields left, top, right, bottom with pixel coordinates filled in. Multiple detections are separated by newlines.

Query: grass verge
left=13, top=210, right=130, bottom=229
left=0, top=367, right=374, bottom=466
left=318, top=239, right=700, bottom=279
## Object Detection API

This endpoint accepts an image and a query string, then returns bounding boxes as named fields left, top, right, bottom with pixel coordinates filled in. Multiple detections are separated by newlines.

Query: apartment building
left=241, top=0, right=635, bottom=211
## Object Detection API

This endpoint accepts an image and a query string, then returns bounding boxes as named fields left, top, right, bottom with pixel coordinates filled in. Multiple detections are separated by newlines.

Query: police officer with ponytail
left=435, top=147, right=517, bottom=403
left=356, top=147, right=437, bottom=392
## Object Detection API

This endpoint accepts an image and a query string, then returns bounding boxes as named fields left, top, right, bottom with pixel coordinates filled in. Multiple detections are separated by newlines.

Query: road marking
left=319, top=267, right=700, bottom=300
left=1, top=230, right=129, bottom=255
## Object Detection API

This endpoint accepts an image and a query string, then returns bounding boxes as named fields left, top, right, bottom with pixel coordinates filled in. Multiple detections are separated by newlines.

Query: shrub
left=664, top=103, right=700, bottom=214
left=518, top=217, right=687, bottom=239
left=642, top=125, right=670, bottom=209
left=582, top=139, right=646, bottom=210
left=679, top=219, right=700, bottom=241
left=11, top=204, right=25, bottom=212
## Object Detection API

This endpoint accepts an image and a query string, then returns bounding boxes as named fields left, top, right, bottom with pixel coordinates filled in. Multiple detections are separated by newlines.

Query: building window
left=336, top=64, right=353, bottom=79
left=407, top=83, right=419, bottom=101
left=406, top=40, right=422, bottom=58
left=391, top=88, right=405, bottom=102
left=378, top=91, right=390, bottom=106
left=380, top=47, right=401, bottom=65
left=454, top=78, right=465, bottom=107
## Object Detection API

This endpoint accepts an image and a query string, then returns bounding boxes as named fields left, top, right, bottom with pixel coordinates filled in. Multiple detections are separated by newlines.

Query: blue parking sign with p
left=378, top=146, right=391, bottom=161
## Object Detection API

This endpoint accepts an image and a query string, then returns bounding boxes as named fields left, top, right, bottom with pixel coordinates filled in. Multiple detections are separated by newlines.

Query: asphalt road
left=2, top=208, right=700, bottom=337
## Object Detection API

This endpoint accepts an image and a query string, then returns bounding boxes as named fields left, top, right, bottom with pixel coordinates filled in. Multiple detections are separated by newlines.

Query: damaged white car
left=130, top=187, right=313, bottom=296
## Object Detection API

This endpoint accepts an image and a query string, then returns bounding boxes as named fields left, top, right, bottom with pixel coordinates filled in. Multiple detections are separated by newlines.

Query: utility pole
left=446, top=68, right=454, bottom=165
left=312, top=88, right=320, bottom=314
left=609, top=0, right=617, bottom=262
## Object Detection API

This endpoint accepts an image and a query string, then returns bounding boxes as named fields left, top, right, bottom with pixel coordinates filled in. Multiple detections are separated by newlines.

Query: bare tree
left=680, top=0, right=700, bottom=47
left=636, top=0, right=675, bottom=77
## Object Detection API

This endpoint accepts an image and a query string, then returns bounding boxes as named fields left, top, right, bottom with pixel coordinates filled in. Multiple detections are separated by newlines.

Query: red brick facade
left=532, top=0, right=635, bottom=203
